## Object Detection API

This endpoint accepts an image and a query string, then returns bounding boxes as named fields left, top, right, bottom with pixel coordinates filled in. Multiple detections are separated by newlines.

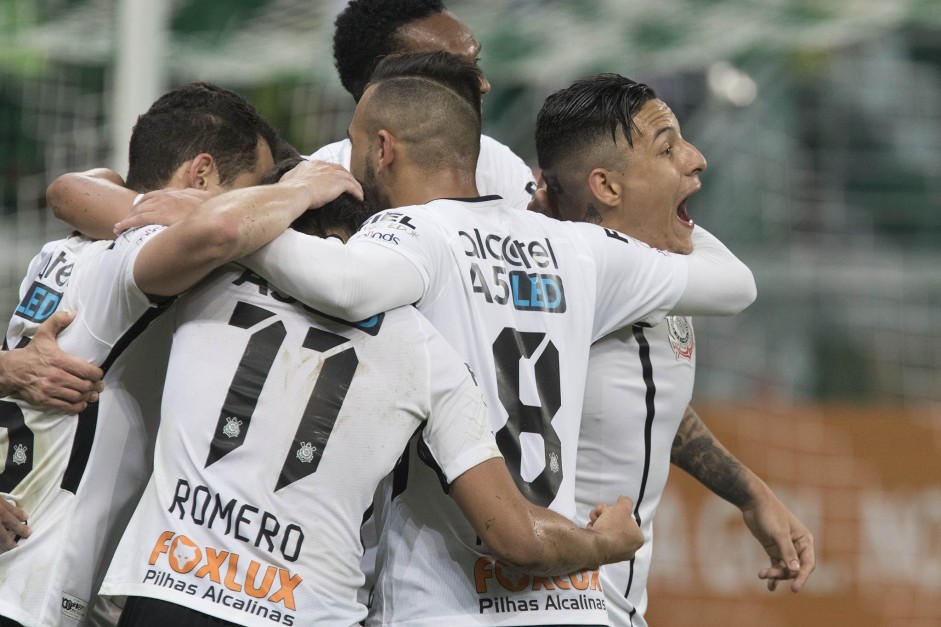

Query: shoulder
left=305, top=139, right=351, bottom=167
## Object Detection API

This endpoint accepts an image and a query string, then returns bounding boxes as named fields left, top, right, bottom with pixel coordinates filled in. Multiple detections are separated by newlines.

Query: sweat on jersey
left=576, top=318, right=696, bottom=627
left=244, top=197, right=689, bottom=625
left=98, top=260, right=501, bottom=627
left=0, top=231, right=168, bottom=627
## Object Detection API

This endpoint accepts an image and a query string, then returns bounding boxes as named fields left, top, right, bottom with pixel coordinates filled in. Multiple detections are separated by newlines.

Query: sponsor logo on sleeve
left=61, top=593, right=88, bottom=622
left=14, top=281, right=63, bottom=323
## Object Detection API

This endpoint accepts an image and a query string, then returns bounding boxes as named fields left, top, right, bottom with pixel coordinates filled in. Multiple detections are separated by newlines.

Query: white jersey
left=0, top=229, right=169, bottom=627
left=100, top=265, right=500, bottom=627
left=307, top=135, right=537, bottom=211
left=576, top=318, right=696, bottom=627
left=343, top=198, right=687, bottom=626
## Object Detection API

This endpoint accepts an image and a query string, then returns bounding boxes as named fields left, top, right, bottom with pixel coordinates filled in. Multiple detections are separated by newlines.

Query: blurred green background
left=2, top=0, right=940, bottom=402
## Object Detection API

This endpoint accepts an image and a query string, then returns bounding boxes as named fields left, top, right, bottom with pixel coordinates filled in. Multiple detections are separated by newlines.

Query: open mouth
left=676, top=198, right=694, bottom=227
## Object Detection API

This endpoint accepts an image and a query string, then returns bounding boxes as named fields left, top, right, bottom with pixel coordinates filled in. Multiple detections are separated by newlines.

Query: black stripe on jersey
left=60, top=300, right=173, bottom=494
left=436, top=195, right=502, bottom=203
left=275, top=328, right=359, bottom=490
left=0, top=401, right=33, bottom=492
left=416, top=426, right=450, bottom=495
left=623, top=324, right=657, bottom=603
left=100, top=301, right=174, bottom=374
left=60, top=400, right=98, bottom=493
left=390, top=426, right=422, bottom=502
left=206, top=303, right=285, bottom=467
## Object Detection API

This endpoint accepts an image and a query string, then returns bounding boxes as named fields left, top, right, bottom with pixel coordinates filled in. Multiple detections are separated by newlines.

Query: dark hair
left=370, top=50, right=481, bottom=117
left=535, top=74, right=658, bottom=172
left=364, top=52, right=482, bottom=169
left=125, top=82, right=277, bottom=193
left=333, top=0, right=446, bottom=102
left=261, top=157, right=374, bottom=237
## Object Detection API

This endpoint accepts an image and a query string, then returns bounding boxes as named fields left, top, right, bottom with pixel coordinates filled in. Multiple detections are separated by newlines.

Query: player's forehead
left=632, top=99, right=679, bottom=143
left=396, top=10, right=481, bottom=60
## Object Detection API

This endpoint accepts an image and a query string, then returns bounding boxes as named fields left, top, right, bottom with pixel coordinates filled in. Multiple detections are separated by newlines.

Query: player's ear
left=376, top=130, right=395, bottom=173
left=187, top=153, right=218, bottom=190
left=586, top=167, right=621, bottom=208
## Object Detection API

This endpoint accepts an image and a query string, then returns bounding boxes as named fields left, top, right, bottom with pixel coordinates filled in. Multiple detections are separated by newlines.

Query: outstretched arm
left=671, top=227, right=757, bottom=316
left=671, top=405, right=816, bottom=592
left=47, top=169, right=136, bottom=239
left=0, top=312, right=103, bottom=412
left=451, top=459, right=644, bottom=575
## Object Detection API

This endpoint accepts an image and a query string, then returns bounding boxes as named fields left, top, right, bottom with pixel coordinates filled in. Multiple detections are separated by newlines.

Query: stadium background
left=1, top=1, right=939, bottom=624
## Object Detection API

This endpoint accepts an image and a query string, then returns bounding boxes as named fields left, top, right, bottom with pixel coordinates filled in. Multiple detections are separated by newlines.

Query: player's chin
left=671, top=226, right=695, bottom=255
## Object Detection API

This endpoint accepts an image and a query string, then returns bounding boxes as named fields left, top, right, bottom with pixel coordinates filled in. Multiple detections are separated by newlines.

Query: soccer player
left=309, top=0, right=536, bottom=209
left=98, top=158, right=646, bottom=627
left=0, top=81, right=328, bottom=626
left=533, top=73, right=816, bottom=626
left=181, top=51, right=754, bottom=625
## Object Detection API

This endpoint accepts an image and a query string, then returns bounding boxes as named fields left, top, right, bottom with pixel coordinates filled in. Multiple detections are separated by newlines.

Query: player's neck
left=390, top=167, right=479, bottom=206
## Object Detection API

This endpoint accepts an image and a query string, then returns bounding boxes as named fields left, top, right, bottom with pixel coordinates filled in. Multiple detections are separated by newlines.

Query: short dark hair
left=125, top=82, right=277, bottom=193
left=333, top=0, right=446, bottom=102
left=363, top=52, right=481, bottom=171
left=261, top=157, right=375, bottom=237
left=535, top=74, right=658, bottom=172
left=370, top=50, right=481, bottom=118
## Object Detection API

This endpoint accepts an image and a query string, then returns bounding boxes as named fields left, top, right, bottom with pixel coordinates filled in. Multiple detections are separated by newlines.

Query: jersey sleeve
left=578, top=222, right=689, bottom=341
left=68, top=225, right=166, bottom=361
left=477, top=135, right=536, bottom=211
left=304, top=139, right=352, bottom=169
left=243, top=224, right=425, bottom=322
left=418, top=323, right=502, bottom=484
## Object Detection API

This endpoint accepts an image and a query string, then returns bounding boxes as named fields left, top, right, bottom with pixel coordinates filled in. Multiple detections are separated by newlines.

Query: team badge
left=666, top=316, right=695, bottom=361
left=222, top=416, right=242, bottom=438
left=548, top=451, right=560, bottom=474
left=296, top=442, right=316, bottom=463
left=11, top=444, right=27, bottom=465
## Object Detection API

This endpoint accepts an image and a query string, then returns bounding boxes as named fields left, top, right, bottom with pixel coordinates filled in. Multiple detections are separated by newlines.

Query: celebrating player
left=533, top=73, right=816, bottom=626
left=192, top=51, right=756, bottom=625
left=309, top=0, right=536, bottom=209
left=98, top=157, right=646, bottom=627
left=0, top=81, right=321, bottom=626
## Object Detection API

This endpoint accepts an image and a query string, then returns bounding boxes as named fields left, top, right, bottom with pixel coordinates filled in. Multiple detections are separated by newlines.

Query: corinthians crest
left=12, top=444, right=28, bottom=465
left=296, top=442, right=316, bottom=463
left=222, top=416, right=242, bottom=438
left=666, top=316, right=695, bottom=361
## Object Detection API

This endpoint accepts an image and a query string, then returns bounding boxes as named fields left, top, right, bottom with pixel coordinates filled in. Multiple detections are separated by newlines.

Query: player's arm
left=672, top=226, right=757, bottom=316
left=670, top=405, right=816, bottom=592
left=132, top=160, right=362, bottom=298
left=450, top=459, right=643, bottom=574
left=0, top=312, right=103, bottom=412
left=244, top=231, right=423, bottom=321
left=46, top=169, right=136, bottom=239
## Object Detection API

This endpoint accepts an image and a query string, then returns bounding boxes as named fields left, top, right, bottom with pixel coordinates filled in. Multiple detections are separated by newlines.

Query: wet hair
left=333, top=0, right=447, bottom=102
left=125, top=82, right=278, bottom=193
left=261, top=157, right=374, bottom=237
left=362, top=51, right=481, bottom=170
left=535, top=73, right=658, bottom=172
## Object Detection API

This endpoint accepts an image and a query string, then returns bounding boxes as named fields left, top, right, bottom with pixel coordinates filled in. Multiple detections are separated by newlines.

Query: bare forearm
left=670, top=405, right=758, bottom=508
left=47, top=170, right=133, bottom=239
left=520, top=507, right=628, bottom=575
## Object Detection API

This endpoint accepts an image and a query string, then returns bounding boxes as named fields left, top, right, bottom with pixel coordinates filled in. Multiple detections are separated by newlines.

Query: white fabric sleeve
left=585, top=223, right=689, bottom=340
left=242, top=228, right=425, bottom=322
left=67, top=226, right=166, bottom=363
left=420, top=326, right=503, bottom=484
left=672, top=226, right=757, bottom=316
left=304, top=139, right=352, bottom=168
